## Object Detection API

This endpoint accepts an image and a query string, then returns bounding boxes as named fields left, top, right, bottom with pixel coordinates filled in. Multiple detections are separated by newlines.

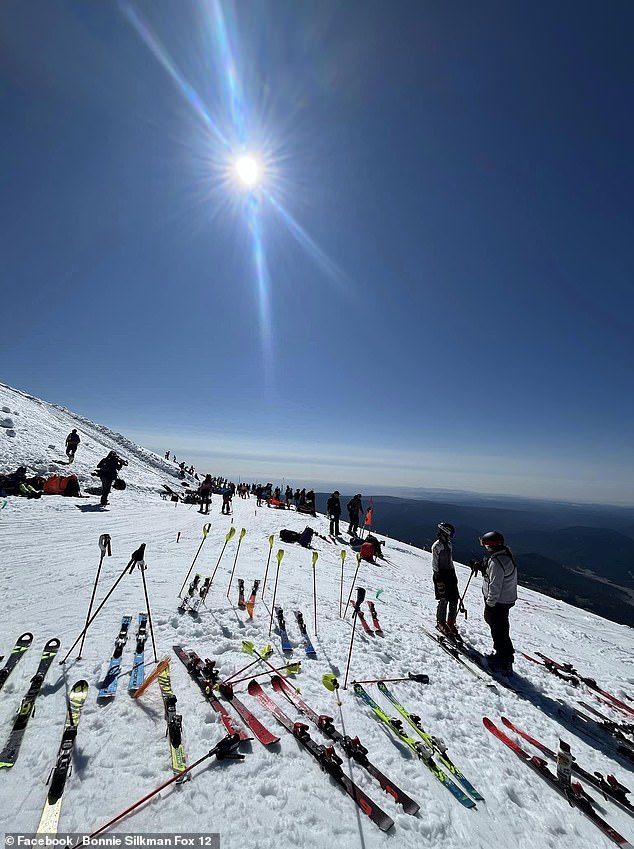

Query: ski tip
left=17, top=633, right=34, bottom=645
left=44, top=638, right=61, bottom=652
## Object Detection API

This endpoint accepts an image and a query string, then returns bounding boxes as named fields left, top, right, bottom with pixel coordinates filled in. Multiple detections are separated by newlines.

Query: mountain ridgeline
left=315, top=493, right=634, bottom=628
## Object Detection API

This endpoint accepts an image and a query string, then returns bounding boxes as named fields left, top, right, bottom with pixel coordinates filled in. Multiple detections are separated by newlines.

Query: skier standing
left=65, top=429, right=80, bottom=462
left=198, top=474, right=213, bottom=515
left=327, top=490, right=341, bottom=536
left=431, top=522, right=460, bottom=637
left=347, top=494, right=363, bottom=536
left=472, top=531, right=518, bottom=675
left=96, top=451, right=127, bottom=507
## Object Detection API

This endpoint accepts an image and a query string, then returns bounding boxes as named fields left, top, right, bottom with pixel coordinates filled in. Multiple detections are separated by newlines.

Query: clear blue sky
left=2, top=1, right=633, bottom=504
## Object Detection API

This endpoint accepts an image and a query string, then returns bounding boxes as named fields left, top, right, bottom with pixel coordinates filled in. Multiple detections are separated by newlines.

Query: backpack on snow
left=279, top=529, right=300, bottom=543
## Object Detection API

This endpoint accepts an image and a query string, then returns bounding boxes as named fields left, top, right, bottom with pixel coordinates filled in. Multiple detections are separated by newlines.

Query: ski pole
left=339, top=549, right=347, bottom=618
left=312, top=550, right=318, bottom=636
left=209, top=526, right=236, bottom=586
left=178, top=523, right=211, bottom=597
left=61, top=543, right=144, bottom=664
left=261, top=534, right=274, bottom=596
left=223, top=645, right=274, bottom=684
left=242, top=639, right=298, bottom=687
left=90, top=734, right=244, bottom=837
left=226, top=528, right=247, bottom=598
left=352, top=673, right=430, bottom=685
left=228, top=662, right=301, bottom=687
left=344, top=553, right=362, bottom=618
left=322, top=673, right=342, bottom=707
left=458, top=570, right=474, bottom=618
left=131, top=550, right=158, bottom=664
left=78, top=534, right=111, bottom=659
left=267, top=549, right=285, bottom=637
left=343, top=587, right=366, bottom=690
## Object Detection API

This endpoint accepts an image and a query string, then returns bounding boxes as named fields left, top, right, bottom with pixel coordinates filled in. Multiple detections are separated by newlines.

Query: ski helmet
left=480, top=531, right=505, bottom=548
left=437, top=522, right=455, bottom=538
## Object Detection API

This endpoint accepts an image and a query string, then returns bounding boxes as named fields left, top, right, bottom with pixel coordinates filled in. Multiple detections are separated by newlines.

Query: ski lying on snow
left=36, top=680, right=89, bottom=833
left=0, top=638, right=61, bottom=768
left=500, top=716, right=634, bottom=819
left=294, top=611, right=316, bottom=657
left=484, top=717, right=632, bottom=848
left=0, top=632, right=33, bottom=692
left=158, top=663, right=188, bottom=780
left=377, top=682, right=484, bottom=801
left=275, top=607, right=293, bottom=653
left=98, top=616, right=132, bottom=700
left=271, top=675, right=419, bottom=814
left=419, top=626, right=493, bottom=685
left=128, top=613, right=147, bottom=694
left=354, top=684, right=476, bottom=808
left=248, top=680, right=394, bottom=831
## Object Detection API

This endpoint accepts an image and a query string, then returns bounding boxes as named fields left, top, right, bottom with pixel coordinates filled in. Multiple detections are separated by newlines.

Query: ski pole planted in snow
left=61, top=542, right=143, bottom=664
left=90, top=734, right=244, bottom=837
left=261, top=534, right=275, bottom=597
left=267, top=550, right=285, bottom=637
left=78, top=534, right=111, bottom=659
left=312, top=550, right=318, bottom=636
left=177, top=523, right=211, bottom=597
left=130, top=548, right=158, bottom=664
left=339, top=549, right=347, bottom=618
left=226, top=528, right=247, bottom=598
left=343, top=587, right=366, bottom=690
left=344, top=553, right=363, bottom=618
left=208, top=526, right=236, bottom=587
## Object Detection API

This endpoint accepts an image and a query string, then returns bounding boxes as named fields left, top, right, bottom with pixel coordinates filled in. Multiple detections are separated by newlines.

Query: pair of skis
left=349, top=602, right=383, bottom=636
left=275, top=607, right=317, bottom=656
left=248, top=679, right=394, bottom=831
left=354, top=683, right=482, bottom=808
left=237, top=579, right=259, bottom=618
left=173, top=646, right=279, bottom=746
left=179, top=574, right=211, bottom=615
left=485, top=717, right=632, bottom=847
left=0, top=637, right=61, bottom=768
left=99, top=614, right=148, bottom=699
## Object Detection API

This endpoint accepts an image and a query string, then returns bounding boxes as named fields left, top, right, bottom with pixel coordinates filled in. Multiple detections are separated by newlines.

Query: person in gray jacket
left=471, top=530, right=518, bottom=675
left=431, top=522, right=459, bottom=637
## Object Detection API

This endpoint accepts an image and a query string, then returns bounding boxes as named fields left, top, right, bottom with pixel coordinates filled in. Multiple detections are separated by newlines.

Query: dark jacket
left=97, top=454, right=125, bottom=482
left=327, top=493, right=341, bottom=517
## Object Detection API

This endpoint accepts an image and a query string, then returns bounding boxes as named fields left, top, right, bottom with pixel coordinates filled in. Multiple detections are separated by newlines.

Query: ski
left=484, top=717, right=632, bottom=847
left=248, top=680, right=394, bottom=831
left=98, top=616, right=132, bottom=700
left=367, top=602, right=383, bottom=635
left=271, top=675, right=419, bottom=814
left=501, top=716, right=634, bottom=819
left=377, top=682, right=484, bottom=800
left=157, top=664, right=188, bottom=780
left=0, top=632, right=33, bottom=692
left=36, top=680, right=89, bottom=833
left=579, top=702, right=634, bottom=736
left=178, top=574, right=201, bottom=613
left=0, top=638, right=61, bottom=768
left=245, top=580, right=260, bottom=618
left=216, top=680, right=279, bottom=746
left=237, top=579, right=246, bottom=610
left=128, top=613, right=148, bottom=694
left=420, top=626, right=492, bottom=684
left=275, top=607, right=293, bottom=653
left=350, top=601, right=373, bottom=635
left=535, top=653, right=634, bottom=718
left=189, top=577, right=211, bottom=615
left=294, top=611, right=317, bottom=657
left=173, top=646, right=250, bottom=742
left=354, top=684, right=476, bottom=808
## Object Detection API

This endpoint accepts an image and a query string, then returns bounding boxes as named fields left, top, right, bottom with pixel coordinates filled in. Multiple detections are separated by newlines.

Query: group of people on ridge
left=431, top=522, right=518, bottom=675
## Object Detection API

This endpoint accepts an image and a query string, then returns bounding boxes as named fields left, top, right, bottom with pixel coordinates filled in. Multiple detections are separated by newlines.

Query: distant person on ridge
left=347, top=494, right=363, bottom=536
left=96, top=450, right=127, bottom=507
left=431, top=522, right=460, bottom=638
left=65, top=429, right=80, bottom=462
left=327, top=490, right=341, bottom=536
left=198, top=474, right=213, bottom=515
left=471, top=531, right=518, bottom=676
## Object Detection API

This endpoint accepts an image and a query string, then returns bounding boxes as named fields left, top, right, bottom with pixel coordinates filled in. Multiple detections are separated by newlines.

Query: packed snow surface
left=1, top=382, right=633, bottom=848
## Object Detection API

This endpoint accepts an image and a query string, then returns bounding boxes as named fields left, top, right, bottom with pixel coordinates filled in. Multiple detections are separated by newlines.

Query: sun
left=234, top=155, right=262, bottom=189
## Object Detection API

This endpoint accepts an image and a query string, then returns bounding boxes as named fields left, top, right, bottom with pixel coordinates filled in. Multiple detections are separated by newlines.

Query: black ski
left=179, top=574, right=201, bottom=613
left=0, top=638, right=61, bottom=768
left=248, top=680, right=394, bottom=831
left=271, top=675, right=418, bottom=814
left=294, top=611, right=316, bottom=657
left=237, top=579, right=246, bottom=610
left=0, top=632, right=33, bottom=692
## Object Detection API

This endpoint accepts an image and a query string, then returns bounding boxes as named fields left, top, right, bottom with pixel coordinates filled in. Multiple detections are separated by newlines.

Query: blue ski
left=294, top=611, right=316, bottom=656
left=275, top=607, right=293, bottom=653
left=98, top=616, right=132, bottom=700
left=128, top=613, right=148, bottom=693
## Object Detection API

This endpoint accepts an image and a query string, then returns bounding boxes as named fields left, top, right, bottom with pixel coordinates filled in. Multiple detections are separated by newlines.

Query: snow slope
left=1, top=382, right=633, bottom=848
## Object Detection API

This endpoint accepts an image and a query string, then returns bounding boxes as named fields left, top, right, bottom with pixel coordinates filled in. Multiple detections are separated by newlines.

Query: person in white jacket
left=472, top=531, right=518, bottom=675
